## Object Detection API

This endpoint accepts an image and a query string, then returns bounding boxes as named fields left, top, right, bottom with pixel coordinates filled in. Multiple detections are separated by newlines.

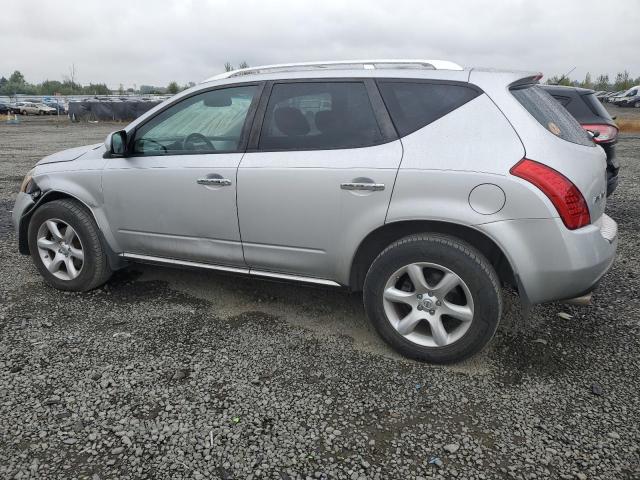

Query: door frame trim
left=120, top=253, right=341, bottom=287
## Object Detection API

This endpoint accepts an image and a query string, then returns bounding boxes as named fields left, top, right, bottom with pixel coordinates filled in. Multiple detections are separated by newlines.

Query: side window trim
left=364, top=78, right=398, bottom=141
left=246, top=78, right=396, bottom=153
left=126, top=81, right=265, bottom=157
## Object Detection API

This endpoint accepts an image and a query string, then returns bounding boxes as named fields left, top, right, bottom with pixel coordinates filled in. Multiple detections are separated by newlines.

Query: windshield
left=511, top=85, right=593, bottom=147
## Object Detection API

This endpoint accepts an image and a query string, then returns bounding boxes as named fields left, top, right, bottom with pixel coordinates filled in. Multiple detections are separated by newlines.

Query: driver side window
left=132, top=85, right=258, bottom=155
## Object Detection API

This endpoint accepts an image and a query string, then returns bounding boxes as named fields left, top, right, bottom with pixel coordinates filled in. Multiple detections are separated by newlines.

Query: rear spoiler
left=509, top=73, right=543, bottom=89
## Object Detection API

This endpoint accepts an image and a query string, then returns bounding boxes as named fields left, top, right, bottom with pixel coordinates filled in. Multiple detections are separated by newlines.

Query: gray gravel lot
left=0, top=117, right=638, bottom=479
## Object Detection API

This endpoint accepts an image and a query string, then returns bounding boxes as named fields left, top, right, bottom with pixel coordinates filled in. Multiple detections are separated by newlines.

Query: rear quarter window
left=377, top=81, right=480, bottom=137
left=512, top=85, right=593, bottom=147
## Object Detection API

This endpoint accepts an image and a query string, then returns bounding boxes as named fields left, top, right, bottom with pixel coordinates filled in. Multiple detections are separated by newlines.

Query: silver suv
left=12, top=60, right=618, bottom=363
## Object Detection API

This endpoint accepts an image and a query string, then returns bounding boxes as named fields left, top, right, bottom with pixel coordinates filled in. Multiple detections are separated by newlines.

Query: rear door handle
left=340, top=182, right=385, bottom=191
left=197, top=178, right=232, bottom=186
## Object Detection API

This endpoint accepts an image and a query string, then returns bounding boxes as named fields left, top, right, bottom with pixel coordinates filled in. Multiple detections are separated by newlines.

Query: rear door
left=237, top=79, right=402, bottom=281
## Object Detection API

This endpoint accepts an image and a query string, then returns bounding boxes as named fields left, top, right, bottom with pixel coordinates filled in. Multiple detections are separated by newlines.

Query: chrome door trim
left=120, top=253, right=341, bottom=287
left=120, top=253, right=249, bottom=274
left=249, top=269, right=341, bottom=286
left=340, top=182, right=385, bottom=191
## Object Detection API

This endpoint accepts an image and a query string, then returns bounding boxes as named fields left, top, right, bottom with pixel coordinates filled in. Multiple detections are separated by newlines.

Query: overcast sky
left=1, top=0, right=639, bottom=88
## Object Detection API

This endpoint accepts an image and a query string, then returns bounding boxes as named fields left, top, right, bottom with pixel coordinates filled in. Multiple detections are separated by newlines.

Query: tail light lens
left=581, top=124, right=618, bottom=143
left=510, top=158, right=591, bottom=230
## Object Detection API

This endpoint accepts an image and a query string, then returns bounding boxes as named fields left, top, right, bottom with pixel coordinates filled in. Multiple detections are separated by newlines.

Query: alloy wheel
left=36, top=219, right=84, bottom=280
left=382, top=262, right=474, bottom=347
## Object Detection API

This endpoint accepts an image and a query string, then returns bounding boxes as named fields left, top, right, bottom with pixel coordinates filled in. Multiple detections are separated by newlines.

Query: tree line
left=545, top=70, right=639, bottom=91
left=0, top=71, right=112, bottom=96
left=0, top=61, right=250, bottom=97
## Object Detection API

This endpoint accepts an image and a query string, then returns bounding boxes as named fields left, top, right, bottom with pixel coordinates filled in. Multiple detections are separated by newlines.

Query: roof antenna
left=558, top=66, right=576, bottom=84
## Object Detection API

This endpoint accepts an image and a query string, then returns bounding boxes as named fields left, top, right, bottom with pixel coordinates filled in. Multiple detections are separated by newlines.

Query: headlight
left=20, top=169, right=35, bottom=193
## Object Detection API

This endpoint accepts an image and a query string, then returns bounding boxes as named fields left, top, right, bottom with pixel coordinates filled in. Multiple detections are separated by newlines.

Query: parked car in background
left=542, top=85, right=619, bottom=196
left=12, top=60, right=618, bottom=363
left=610, top=87, right=640, bottom=105
left=16, top=102, right=55, bottom=115
left=617, top=88, right=640, bottom=108
left=605, top=90, right=626, bottom=103
left=0, top=101, right=10, bottom=114
left=42, top=101, right=67, bottom=114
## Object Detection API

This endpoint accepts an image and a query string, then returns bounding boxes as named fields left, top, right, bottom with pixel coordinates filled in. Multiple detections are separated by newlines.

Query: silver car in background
left=12, top=60, right=618, bottom=363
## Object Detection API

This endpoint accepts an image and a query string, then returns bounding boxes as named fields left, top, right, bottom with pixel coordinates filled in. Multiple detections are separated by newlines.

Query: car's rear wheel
left=363, top=233, right=502, bottom=363
left=28, top=199, right=112, bottom=291
left=21, top=110, right=27, bottom=116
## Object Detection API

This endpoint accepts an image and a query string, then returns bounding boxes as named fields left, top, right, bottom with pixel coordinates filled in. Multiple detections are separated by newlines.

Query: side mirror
left=105, top=130, right=127, bottom=156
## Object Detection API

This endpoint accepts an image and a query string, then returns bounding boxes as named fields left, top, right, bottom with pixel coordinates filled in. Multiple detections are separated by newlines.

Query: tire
left=27, top=199, right=112, bottom=291
left=21, top=110, right=27, bottom=116
left=363, top=233, right=502, bottom=364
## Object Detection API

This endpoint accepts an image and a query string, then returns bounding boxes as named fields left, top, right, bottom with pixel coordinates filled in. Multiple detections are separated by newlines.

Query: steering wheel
left=183, top=133, right=215, bottom=151
left=138, top=138, right=167, bottom=153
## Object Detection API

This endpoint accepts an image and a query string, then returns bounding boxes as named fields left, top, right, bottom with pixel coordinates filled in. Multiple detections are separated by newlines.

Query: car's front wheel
left=28, top=199, right=112, bottom=291
left=363, top=233, right=502, bottom=363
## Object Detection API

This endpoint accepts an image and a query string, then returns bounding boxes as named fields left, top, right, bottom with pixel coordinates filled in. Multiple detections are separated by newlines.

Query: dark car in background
left=542, top=85, right=619, bottom=196
left=0, top=101, right=10, bottom=114
left=42, top=101, right=67, bottom=114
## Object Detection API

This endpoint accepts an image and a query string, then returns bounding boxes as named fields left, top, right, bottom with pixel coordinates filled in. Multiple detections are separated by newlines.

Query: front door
left=102, top=84, right=261, bottom=267
left=238, top=80, right=402, bottom=281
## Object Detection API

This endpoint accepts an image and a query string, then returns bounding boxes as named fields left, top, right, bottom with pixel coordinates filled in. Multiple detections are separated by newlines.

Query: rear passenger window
left=512, top=85, right=593, bottom=147
left=377, top=81, right=480, bottom=136
left=259, top=82, right=383, bottom=150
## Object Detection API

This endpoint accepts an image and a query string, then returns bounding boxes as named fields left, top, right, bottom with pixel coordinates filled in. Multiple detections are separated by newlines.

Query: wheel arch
left=349, top=220, right=516, bottom=293
left=19, top=190, right=125, bottom=270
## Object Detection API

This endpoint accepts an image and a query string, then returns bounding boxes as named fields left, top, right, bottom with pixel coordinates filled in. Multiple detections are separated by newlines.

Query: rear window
left=582, top=93, right=614, bottom=121
left=512, top=85, right=593, bottom=147
left=378, top=81, right=480, bottom=137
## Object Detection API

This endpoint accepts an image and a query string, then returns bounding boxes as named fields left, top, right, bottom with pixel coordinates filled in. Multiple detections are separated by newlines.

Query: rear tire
left=363, top=233, right=502, bottom=364
left=28, top=199, right=112, bottom=291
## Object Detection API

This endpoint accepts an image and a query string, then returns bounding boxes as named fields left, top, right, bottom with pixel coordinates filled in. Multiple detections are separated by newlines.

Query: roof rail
left=204, top=59, right=463, bottom=82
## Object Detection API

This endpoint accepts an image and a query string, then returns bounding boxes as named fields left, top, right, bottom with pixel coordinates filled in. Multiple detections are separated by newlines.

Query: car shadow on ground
left=102, top=263, right=601, bottom=382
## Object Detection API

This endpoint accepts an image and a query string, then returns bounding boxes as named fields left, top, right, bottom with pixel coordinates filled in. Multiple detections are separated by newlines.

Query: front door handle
left=197, top=178, right=232, bottom=186
left=340, top=182, right=385, bottom=191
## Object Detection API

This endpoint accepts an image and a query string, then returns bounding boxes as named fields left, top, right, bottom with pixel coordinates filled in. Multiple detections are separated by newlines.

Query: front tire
left=363, top=234, right=502, bottom=364
left=28, top=199, right=113, bottom=291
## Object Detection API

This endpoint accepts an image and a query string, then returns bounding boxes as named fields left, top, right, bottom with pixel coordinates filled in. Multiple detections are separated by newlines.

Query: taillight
left=581, top=124, right=618, bottom=143
left=510, top=158, right=591, bottom=230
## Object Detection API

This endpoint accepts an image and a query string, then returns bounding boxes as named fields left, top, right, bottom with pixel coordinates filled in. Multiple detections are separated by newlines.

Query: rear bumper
left=478, top=214, right=617, bottom=305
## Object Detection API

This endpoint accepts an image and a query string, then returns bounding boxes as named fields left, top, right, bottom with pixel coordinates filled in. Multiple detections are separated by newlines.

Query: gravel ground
left=0, top=117, right=638, bottom=479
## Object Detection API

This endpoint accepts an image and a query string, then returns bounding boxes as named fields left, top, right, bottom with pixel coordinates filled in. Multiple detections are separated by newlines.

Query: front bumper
left=12, top=192, right=36, bottom=254
left=478, top=214, right=618, bottom=305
